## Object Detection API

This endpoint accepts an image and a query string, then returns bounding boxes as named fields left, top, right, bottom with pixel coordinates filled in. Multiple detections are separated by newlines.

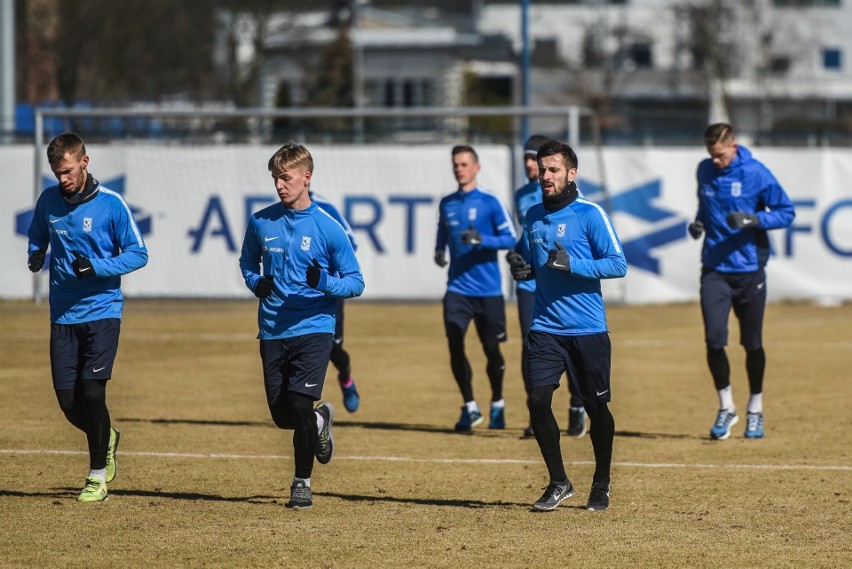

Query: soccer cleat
left=454, top=406, right=483, bottom=433
left=744, top=411, right=764, bottom=439
left=77, top=477, right=108, bottom=502
left=523, top=425, right=535, bottom=438
left=489, top=404, right=505, bottom=429
left=339, top=377, right=360, bottom=413
left=314, top=401, right=335, bottom=464
left=586, top=482, right=610, bottom=511
left=105, top=427, right=120, bottom=484
left=567, top=407, right=587, bottom=438
left=533, top=480, right=574, bottom=511
left=285, top=480, right=312, bottom=509
left=710, top=408, right=739, bottom=440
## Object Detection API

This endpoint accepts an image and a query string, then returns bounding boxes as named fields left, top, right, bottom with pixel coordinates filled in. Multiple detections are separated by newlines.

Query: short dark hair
left=47, top=132, right=86, bottom=166
left=704, top=123, right=735, bottom=146
left=268, top=141, right=314, bottom=174
left=451, top=144, right=479, bottom=163
left=536, top=139, right=578, bottom=170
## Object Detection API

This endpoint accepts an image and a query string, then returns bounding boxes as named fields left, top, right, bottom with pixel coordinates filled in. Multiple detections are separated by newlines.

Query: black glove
left=306, top=258, right=324, bottom=289
left=434, top=250, right=448, bottom=267
left=28, top=249, right=46, bottom=272
left=506, top=249, right=523, bottom=265
left=460, top=224, right=482, bottom=246
left=687, top=220, right=705, bottom=240
left=546, top=241, right=571, bottom=272
left=508, top=251, right=533, bottom=281
left=72, top=253, right=96, bottom=279
left=726, top=211, right=759, bottom=229
left=254, top=274, right=274, bottom=298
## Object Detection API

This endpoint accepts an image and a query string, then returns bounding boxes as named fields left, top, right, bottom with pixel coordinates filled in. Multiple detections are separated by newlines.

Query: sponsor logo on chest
left=301, top=236, right=312, bottom=251
left=556, top=224, right=566, bottom=237
left=83, top=217, right=93, bottom=232
left=730, top=182, right=742, bottom=197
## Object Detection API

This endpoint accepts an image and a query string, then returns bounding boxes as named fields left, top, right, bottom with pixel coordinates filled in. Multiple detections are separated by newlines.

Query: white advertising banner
left=3, top=144, right=851, bottom=303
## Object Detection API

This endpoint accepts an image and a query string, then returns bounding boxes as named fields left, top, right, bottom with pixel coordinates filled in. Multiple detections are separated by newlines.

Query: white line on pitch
left=1, top=448, right=850, bottom=471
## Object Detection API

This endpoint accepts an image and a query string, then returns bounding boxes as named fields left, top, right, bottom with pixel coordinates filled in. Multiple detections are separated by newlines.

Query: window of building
left=823, top=48, right=842, bottom=71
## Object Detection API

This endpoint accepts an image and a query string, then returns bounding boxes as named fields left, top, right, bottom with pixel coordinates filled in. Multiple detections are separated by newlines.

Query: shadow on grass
left=0, top=488, right=536, bottom=509
left=0, top=488, right=280, bottom=504
left=315, top=491, right=531, bottom=509
left=118, top=417, right=700, bottom=440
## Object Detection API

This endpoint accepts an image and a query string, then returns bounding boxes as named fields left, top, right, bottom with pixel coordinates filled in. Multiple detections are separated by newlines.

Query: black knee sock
left=707, top=347, right=731, bottom=391
left=483, top=344, right=505, bottom=402
left=80, top=380, right=110, bottom=471
left=330, top=342, right=351, bottom=383
left=287, top=393, right=317, bottom=480
left=528, top=386, right=567, bottom=483
left=584, top=402, right=615, bottom=485
left=745, top=347, right=765, bottom=395
left=448, top=335, right=473, bottom=402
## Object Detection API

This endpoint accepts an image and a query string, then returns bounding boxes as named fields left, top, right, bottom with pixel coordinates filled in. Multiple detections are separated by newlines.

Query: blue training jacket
left=435, top=186, right=517, bottom=297
left=524, top=197, right=627, bottom=336
left=695, top=145, right=795, bottom=273
left=239, top=200, right=364, bottom=340
left=312, top=192, right=358, bottom=252
left=27, top=179, right=148, bottom=324
left=512, top=180, right=542, bottom=294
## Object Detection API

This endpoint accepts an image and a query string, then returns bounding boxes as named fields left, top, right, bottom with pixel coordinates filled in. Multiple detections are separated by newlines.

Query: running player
left=27, top=132, right=148, bottom=502
left=434, top=144, right=517, bottom=432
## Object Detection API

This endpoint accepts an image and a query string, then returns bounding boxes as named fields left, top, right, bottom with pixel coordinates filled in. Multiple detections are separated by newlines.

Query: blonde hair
left=268, top=142, right=314, bottom=174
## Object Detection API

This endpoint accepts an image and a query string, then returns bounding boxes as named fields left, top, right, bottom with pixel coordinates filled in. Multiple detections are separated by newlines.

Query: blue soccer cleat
left=340, top=377, right=360, bottom=413
left=710, top=409, right=739, bottom=440
left=454, top=406, right=483, bottom=433
left=744, top=411, right=764, bottom=439
left=489, top=404, right=505, bottom=429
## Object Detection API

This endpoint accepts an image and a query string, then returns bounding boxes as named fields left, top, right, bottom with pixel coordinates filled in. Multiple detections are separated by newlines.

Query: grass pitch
left=0, top=299, right=850, bottom=568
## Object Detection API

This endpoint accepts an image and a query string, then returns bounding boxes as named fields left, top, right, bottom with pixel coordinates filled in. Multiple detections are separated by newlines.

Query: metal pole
left=520, top=0, right=531, bottom=143
left=351, top=0, right=365, bottom=143
left=0, top=0, right=15, bottom=143
left=33, top=110, right=44, bottom=303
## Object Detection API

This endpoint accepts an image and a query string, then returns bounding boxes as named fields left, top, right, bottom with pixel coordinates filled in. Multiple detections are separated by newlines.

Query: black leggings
left=268, top=391, right=317, bottom=479
left=448, top=335, right=504, bottom=403
left=529, top=386, right=615, bottom=485
left=55, top=379, right=110, bottom=470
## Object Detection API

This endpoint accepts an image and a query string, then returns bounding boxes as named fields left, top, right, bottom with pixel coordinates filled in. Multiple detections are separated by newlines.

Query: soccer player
left=27, top=132, right=148, bottom=502
left=434, top=144, right=517, bottom=433
left=508, top=139, right=626, bottom=512
left=510, top=134, right=587, bottom=439
left=240, top=142, right=364, bottom=509
left=688, top=123, right=795, bottom=440
left=311, top=191, right=361, bottom=413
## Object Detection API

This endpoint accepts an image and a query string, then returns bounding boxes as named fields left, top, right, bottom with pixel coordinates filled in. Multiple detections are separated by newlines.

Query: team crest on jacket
left=731, top=182, right=742, bottom=197
left=83, top=217, right=93, bottom=232
left=468, top=208, right=477, bottom=221
left=557, top=224, right=566, bottom=237
left=301, top=236, right=312, bottom=251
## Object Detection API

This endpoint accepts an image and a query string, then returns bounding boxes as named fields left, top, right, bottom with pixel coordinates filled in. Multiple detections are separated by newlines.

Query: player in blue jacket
left=311, top=192, right=361, bottom=413
left=510, top=134, right=586, bottom=439
left=435, top=145, right=517, bottom=432
left=508, top=139, right=626, bottom=512
left=687, top=123, right=795, bottom=441
left=27, top=132, right=148, bottom=502
left=240, top=142, right=364, bottom=509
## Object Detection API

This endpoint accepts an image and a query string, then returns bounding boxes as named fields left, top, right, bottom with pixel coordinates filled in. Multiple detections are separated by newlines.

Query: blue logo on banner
left=581, top=177, right=687, bottom=274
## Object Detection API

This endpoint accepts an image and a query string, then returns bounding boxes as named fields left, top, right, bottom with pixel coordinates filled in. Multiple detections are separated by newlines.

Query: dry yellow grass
left=0, top=299, right=850, bottom=568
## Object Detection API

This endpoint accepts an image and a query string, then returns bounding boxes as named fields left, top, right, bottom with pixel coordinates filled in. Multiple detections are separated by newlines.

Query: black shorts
left=50, top=319, right=121, bottom=390
left=526, top=330, right=612, bottom=403
left=443, top=291, right=507, bottom=344
left=700, top=268, right=766, bottom=350
left=259, top=333, right=333, bottom=402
